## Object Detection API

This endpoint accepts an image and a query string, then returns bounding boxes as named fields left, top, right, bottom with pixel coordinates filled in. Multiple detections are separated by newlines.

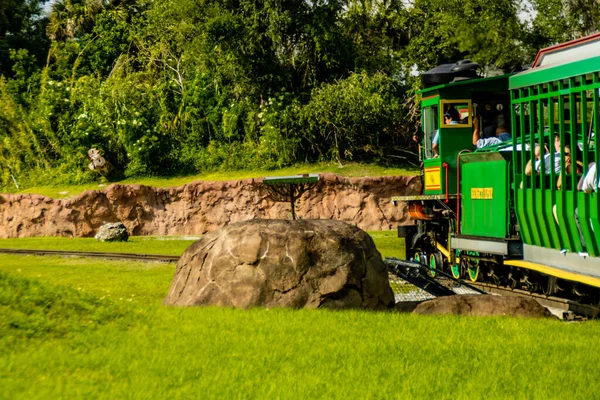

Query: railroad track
left=3, top=248, right=597, bottom=319
left=385, top=258, right=600, bottom=320
left=0, top=248, right=180, bottom=263
left=465, top=281, right=600, bottom=320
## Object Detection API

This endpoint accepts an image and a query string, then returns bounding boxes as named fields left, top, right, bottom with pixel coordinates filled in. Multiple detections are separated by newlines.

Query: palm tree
left=46, top=0, right=104, bottom=41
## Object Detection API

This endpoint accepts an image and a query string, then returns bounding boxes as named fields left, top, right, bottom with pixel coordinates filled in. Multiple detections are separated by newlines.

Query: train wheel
left=414, top=252, right=422, bottom=265
left=468, top=264, right=480, bottom=282
left=450, top=250, right=461, bottom=279
left=451, top=259, right=464, bottom=279
left=465, top=251, right=480, bottom=282
left=429, top=252, right=443, bottom=277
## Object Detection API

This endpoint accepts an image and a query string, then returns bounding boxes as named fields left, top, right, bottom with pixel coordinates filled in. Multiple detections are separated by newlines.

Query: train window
left=422, top=105, right=438, bottom=159
left=440, top=100, right=472, bottom=127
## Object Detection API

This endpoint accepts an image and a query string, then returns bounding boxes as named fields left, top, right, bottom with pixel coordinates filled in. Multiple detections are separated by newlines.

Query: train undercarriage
left=399, top=200, right=600, bottom=307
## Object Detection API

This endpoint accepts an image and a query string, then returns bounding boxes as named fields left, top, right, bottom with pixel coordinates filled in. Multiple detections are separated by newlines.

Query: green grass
left=0, top=272, right=136, bottom=344
left=0, top=231, right=404, bottom=258
left=0, top=236, right=197, bottom=256
left=1, top=258, right=599, bottom=399
left=4, top=162, right=417, bottom=199
left=2, top=235, right=599, bottom=398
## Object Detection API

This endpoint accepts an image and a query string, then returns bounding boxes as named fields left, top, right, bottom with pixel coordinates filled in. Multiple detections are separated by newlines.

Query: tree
left=0, top=0, right=50, bottom=78
left=404, top=0, right=526, bottom=72
left=525, top=0, right=600, bottom=56
left=299, top=71, right=407, bottom=164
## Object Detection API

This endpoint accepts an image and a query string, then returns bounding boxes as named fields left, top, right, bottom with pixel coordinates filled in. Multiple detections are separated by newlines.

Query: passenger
left=556, top=137, right=583, bottom=189
left=472, top=121, right=511, bottom=148
left=525, top=133, right=572, bottom=177
left=432, top=109, right=460, bottom=157
left=574, top=162, right=598, bottom=256
left=580, top=161, right=598, bottom=193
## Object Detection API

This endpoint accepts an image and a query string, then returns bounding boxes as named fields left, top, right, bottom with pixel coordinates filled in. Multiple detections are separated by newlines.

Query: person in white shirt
left=525, top=133, right=572, bottom=178
left=580, top=162, right=598, bottom=193
left=472, top=120, right=512, bottom=148
left=574, top=162, right=598, bottom=256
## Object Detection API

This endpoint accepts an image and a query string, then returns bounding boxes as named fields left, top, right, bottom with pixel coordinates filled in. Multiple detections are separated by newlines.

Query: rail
left=0, top=248, right=180, bottom=263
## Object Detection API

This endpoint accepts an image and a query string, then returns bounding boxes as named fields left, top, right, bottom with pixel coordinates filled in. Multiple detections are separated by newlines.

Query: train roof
left=510, top=32, right=600, bottom=90
left=418, top=73, right=513, bottom=95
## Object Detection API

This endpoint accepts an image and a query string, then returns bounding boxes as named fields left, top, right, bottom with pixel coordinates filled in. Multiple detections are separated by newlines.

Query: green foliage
left=0, top=77, right=51, bottom=188
left=299, top=72, right=408, bottom=163
left=0, top=0, right=50, bottom=78
left=404, top=0, right=526, bottom=71
left=524, top=0, right=600, bottom=57
left=0, top=0, right=592, bottom=190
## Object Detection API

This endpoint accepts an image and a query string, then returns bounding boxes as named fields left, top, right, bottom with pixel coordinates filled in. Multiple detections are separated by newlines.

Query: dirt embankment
left=0, top=173, right=420, bottom=238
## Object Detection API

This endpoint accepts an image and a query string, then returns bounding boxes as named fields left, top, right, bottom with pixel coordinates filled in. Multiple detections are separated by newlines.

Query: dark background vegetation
left=1, top=0, right=598, bottom=188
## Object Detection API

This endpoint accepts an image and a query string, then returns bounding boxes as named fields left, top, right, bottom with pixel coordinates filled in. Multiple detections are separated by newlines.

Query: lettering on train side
left=471, top=188, right=493, bottom=199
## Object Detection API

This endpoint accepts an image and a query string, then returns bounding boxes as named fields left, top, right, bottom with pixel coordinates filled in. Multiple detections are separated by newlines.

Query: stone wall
left=0, top=173, right=419, bottom=238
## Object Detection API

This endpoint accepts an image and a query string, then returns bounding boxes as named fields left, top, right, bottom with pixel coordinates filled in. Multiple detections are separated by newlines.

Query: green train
left=395, top=33, right=600, bottom=303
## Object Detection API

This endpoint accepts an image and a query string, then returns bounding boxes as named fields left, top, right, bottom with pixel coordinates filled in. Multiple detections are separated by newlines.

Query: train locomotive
left=395, top=33, right=600, bottom=304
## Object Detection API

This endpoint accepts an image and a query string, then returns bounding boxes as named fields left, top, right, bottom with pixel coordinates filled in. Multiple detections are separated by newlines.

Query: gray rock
left=95, top=222, right=129, bottom=242
left=413, top=294, right=555, bottom=318
left=164, top=219, right=395, bottom=310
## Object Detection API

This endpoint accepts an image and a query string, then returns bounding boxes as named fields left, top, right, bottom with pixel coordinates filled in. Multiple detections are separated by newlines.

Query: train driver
left=432, top=109, right=460, bottom=156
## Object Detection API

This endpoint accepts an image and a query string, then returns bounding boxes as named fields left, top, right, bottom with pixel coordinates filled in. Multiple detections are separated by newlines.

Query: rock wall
left=0, top=173, right=419, bottom=238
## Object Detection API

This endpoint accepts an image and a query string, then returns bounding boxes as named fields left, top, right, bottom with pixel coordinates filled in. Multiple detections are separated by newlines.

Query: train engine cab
left=396, top=61, right=513, bottom=269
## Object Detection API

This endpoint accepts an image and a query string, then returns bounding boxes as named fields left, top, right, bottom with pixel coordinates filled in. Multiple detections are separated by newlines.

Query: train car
left=396, top=33, right=600, bottom=304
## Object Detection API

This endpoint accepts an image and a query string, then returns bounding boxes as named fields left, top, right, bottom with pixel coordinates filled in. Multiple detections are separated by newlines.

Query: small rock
left=412, top=294, right=555, bottom=318
left=95, top=222, right=129, bottom=242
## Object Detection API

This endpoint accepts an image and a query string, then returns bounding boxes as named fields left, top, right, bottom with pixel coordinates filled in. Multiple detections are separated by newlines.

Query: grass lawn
left=3, top=162, right=418, bottom=199
left=0, top=236, right=198, bottom=256
left=2, top=234, right=599, bottom=398
left=0, top=231, right=404, bottom=259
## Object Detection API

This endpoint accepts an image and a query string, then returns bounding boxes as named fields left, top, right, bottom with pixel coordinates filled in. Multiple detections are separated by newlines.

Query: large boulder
left=164, top=219, right=395, bottom=310
left=94, top=222, right=129, bottom=242
left=412, top=294, right=554, bottom=318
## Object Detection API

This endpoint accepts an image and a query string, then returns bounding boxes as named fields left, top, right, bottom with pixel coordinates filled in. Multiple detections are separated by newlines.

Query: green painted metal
left=422, top=158, right=443, bottom=195
left=510, top=55, right=600, bottom=89
left=419, top=75, right=512, bottom=196
left=577, top=192, right=600, bottom=257
left=510, top=52, right=600, bottom=258
left=421, top=93, right=439, bottom=107
left=263, top=174, right=319, bottom=185
left=460, top=155, right=509, bottom=238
